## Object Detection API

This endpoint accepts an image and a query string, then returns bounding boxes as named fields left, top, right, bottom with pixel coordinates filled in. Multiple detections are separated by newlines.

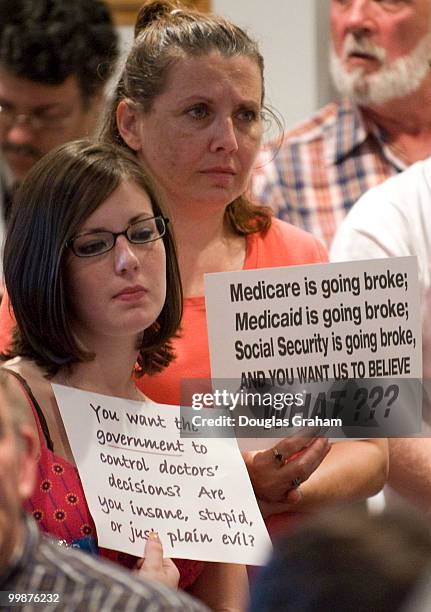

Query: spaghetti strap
left=2, top=367, right=54, bottom=451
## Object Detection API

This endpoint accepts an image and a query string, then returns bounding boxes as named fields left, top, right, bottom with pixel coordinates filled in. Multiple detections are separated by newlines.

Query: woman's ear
left=116, top=100, right=143, bottom=152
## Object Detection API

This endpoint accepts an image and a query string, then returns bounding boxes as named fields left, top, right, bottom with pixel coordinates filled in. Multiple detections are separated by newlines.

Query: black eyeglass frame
left=0, top=104, right=76, bottom=131
left=66, top=215, right=169, bottom=258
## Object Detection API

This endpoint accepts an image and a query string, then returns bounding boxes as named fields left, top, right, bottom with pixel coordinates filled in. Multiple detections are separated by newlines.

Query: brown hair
left=100, top=0, right=273, bottom=235
left=3, top=139, right=182, bottom=377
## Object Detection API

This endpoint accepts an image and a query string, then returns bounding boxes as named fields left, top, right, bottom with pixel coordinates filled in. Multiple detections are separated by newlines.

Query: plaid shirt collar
left=327, top=97, right=406, bottom=171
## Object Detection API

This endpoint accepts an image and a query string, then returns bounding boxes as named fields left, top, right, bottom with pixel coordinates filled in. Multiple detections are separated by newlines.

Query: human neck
left=57, top=335, right=140, bottom=400
left=173, top=205, right=227, bottom=251
left=362, top=79, right=431, bottom=163
left=170, top=204, right=246, bottom=297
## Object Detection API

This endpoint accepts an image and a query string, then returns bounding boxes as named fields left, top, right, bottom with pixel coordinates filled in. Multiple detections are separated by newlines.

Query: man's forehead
left=0, top=67, right=83, bottom=109
left=330, top=0, right=431, bottom=18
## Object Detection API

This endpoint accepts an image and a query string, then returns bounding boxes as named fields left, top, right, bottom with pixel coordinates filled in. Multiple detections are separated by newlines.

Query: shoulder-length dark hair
left=3, top=139, right=182, bottom=376
left=99, top=0, right=274, bottom=236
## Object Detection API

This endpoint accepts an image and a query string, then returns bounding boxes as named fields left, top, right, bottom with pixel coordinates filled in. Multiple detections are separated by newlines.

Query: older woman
left=1, top=140, right=245, bottom=609
left=100, top=0, right=388, bottom=528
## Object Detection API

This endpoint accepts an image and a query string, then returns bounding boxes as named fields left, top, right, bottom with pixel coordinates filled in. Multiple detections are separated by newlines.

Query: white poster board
left=53, top=384, right=271, bottom=565
left=204, top=257, right=422, bottom=448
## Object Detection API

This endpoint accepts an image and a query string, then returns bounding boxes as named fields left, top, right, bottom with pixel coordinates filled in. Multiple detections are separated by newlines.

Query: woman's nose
left=210, top=116, right=239, bottom=153
left=113, top=235, right=140, bottom=274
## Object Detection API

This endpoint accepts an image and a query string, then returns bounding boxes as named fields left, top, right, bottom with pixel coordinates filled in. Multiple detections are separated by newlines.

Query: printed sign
left=204, top=257, right=422, bottom=445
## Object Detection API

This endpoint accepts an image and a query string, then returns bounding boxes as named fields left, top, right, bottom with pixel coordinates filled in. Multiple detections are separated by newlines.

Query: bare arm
left=387, top=438, right=431, bottom=512
left=189, top=562, right=248, bottom=612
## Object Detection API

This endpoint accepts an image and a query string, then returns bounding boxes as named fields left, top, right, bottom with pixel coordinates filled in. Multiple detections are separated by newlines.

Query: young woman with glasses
left=0, top=139, right=229, bottom=603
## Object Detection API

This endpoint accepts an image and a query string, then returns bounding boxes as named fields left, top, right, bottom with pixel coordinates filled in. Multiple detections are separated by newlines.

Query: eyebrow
left=180, top=95, right=260, bottom=105
left=79, top=213, right=153, bottom=234
left=179, top=95, right=261, bottom=111
left=0, top=98, right=66, bottom=112
left=33, top=104, right=67, bottom=113
left=180, top=95, right=212, bottom=104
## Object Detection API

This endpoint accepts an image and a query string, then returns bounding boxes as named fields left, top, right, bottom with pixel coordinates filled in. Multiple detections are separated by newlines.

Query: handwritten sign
left=52, top=384, right=271, bottom=565
left=204, top=257, right=422, bottom=445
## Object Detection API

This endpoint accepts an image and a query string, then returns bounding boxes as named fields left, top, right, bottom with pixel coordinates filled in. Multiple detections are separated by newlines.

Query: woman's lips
left=201, top=167, right=236, bottom=175
left=114, top=286, right=148, bottom=302
left=200, top=167, right=236, bottom=185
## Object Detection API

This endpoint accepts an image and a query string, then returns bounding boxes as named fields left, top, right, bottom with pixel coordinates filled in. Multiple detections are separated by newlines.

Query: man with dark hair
left=0, top=369, right=207, bottom=611
left=0, top=0, right=119, bottom=219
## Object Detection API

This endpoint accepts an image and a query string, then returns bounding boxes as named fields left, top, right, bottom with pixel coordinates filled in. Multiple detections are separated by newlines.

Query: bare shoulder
left=2, top=356, right=51, bottom=394
left=2, top=357, right=53, bottom=409
left=1, top=358, right=75, bottom=463
left=2, top=357, right=50, bottom=393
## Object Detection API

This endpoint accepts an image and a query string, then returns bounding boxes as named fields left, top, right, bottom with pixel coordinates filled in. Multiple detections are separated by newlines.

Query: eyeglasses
left=0, top=104, right=75, bottom=131
left=67, top=216, right=168, bottom=258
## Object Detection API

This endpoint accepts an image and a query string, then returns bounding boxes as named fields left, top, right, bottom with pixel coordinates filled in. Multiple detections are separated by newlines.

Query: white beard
left=330, top=31, right=431, bottom=106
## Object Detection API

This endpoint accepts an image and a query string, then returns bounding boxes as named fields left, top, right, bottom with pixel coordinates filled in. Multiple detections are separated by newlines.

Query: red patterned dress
left=9, top=371, right=203, bottom=590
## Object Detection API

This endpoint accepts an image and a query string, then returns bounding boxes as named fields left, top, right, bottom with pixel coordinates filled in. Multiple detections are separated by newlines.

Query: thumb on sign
left=134, top=531, right=180, bottom=589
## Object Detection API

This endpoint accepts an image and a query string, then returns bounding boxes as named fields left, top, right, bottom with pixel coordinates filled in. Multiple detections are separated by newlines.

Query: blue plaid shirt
left=251, top=98, right=406, bottom=248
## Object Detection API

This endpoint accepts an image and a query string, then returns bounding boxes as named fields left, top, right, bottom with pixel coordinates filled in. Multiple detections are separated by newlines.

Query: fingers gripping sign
left=246, top=433, right=331, bottom=503
left=134, top=531, right=180, bottom=589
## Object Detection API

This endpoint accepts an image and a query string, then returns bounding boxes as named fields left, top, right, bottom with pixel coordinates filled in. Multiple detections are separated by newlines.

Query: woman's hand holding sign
left=244, top=430, right=331, bottom=514
left=135, top=531, right=180, bottom=589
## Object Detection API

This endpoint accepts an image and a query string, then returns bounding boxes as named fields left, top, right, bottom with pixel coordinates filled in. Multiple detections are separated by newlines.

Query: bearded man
left=252, top=0, right=431, bottom=247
